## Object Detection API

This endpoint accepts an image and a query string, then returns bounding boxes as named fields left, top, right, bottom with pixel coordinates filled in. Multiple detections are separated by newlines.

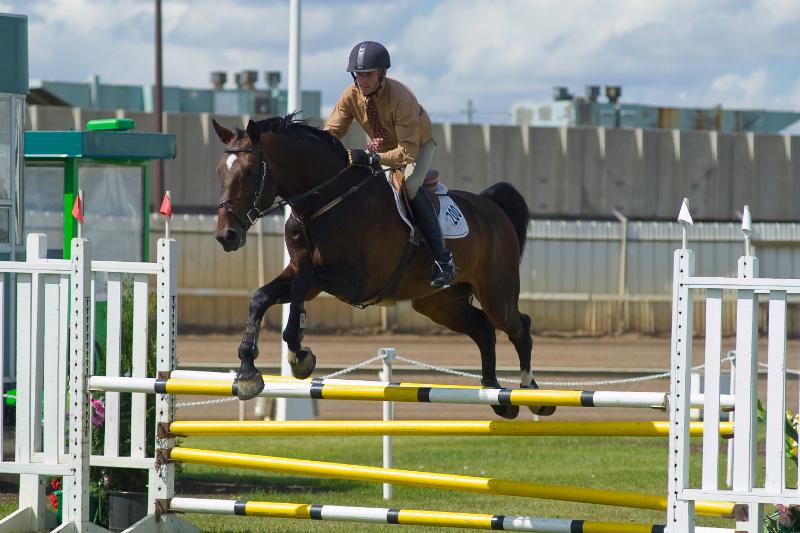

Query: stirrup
left=431, top=258, right=456, bottom=289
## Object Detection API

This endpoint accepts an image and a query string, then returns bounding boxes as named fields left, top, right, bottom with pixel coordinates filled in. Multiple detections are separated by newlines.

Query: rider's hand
left=348, top=149, right=380, bottom=167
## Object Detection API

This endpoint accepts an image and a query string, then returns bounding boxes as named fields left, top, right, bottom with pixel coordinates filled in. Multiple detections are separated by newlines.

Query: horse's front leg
left=235, top=268, right=293, bottom=400
left=282, top=265, right=319, bottom=379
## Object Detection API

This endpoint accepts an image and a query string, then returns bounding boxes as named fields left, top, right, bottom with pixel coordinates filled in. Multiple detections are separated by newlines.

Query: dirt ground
left=175, top=331, right=785, bottom=422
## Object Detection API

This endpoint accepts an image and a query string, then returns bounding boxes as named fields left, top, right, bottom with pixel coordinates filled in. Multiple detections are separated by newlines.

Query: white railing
left=0, top=234, right=193, bottom=533
left=667, top=243, right=800, bottom=531
left=2, top=223, right=799, bottom=532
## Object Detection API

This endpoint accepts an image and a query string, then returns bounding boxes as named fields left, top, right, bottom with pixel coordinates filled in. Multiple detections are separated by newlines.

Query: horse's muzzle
left=215, top=227, right=244, bottom=252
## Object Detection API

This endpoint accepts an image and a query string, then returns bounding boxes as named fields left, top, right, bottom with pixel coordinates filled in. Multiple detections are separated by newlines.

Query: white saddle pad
left=388, top=179, right=470, bottom=239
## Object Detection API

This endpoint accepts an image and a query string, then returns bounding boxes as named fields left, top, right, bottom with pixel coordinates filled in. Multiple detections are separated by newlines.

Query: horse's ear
left=212, top=118, right=235, bottom=144
left=246, top=120, right=261, bottom=144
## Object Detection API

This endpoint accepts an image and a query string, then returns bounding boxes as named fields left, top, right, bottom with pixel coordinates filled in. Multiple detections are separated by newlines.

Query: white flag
left=677, top=198, right=693, bottom=225
left=741, top=205, right=752, bottom=236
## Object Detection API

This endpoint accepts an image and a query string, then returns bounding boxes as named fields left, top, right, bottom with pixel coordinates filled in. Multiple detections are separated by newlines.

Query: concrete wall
left=26, top=105, right=800, bottom=221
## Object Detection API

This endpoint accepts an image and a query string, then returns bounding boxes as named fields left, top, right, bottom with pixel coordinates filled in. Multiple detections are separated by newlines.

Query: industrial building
left=513, top=85, right=800, bottom=133
left=27, top=70, right=322, bottom=117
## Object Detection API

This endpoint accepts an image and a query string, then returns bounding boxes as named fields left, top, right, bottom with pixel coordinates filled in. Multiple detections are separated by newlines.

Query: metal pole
left=153, top=0, right=164, bottom=209
left=275, top=0, right=313, bottom=421
left=612, top=209, right=628, bottom=332
left=287, top=0, right=301, bottom=118
left=253, top=218, right=268, bottom=419
left=463, top=99, right=474, bottom=124
left=380, top=348, right=395, bottom=500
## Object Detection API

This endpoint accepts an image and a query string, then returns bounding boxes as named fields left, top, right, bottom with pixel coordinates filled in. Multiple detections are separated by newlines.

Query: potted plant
left=90, top=279, right=158, bottom=531
left=761, top=406, right=800, bottom=532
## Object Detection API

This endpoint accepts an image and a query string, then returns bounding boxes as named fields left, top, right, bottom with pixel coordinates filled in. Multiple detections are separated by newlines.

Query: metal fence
left=150, top=213, right=800, bottom=336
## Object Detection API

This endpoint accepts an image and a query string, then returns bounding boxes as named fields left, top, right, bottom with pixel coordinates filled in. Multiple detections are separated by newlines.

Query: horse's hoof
left=492, top=404, right=520, bottom=420
left=290, top=347, right=316, bottom=379
left=482, top=380, right=519, bottom=419
left=234, top=369, right=264, bottom=400
left=529, top=405, right=557, bottom=417
left=522, top=376, right=556, bottom=417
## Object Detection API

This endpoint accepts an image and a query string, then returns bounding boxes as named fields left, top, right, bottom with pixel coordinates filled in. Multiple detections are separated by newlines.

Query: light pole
left=275, top=0, right=314, bottom=421
left=153, top=0, right=164, bottom=208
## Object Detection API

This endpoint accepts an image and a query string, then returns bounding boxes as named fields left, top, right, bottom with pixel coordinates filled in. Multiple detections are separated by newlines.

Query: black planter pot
left=107, top=490, right=148, bottom=532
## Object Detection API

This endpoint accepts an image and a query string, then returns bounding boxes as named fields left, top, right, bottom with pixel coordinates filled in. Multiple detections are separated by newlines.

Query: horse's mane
left=236, top=112, right=348, bottom=161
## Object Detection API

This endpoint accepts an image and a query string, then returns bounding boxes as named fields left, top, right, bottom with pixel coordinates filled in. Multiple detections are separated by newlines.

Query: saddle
left=354, top=168, right=468, bottom=307
left=388, top=168, right=468, bottom=240
left=391, top=168, right=443, bottom=215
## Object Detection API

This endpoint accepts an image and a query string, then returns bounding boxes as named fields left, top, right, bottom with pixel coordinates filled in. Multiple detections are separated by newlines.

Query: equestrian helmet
left=347, top=41, right=391, bottom=72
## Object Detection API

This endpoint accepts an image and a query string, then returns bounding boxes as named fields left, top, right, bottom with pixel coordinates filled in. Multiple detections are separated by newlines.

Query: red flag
left=159, top=193, right=173, bottom=219
left=71, top=195, right=84, bottom=223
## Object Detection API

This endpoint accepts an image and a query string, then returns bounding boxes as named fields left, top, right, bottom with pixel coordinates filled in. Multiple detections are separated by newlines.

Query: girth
left=292, top=168, right=423, bottom=308
left=346, top=228, right=421, bottom=309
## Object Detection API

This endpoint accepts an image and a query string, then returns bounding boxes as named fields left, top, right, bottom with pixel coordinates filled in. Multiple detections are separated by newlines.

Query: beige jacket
left=324, top=77, right=433, bottom=167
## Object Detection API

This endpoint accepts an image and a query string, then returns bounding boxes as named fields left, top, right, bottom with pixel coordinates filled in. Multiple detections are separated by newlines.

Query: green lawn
left=0, top=431, right=777, bottom=532
left=168, top=432, right=741, bottom=532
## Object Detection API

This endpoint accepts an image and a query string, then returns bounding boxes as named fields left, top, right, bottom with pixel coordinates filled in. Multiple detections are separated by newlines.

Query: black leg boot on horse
left=409, top=191, right=457, bottom=289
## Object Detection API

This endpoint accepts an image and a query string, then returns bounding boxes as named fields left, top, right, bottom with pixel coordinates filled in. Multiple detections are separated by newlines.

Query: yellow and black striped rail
left=89, top=374, right=734, bottom=410
left=169, top=496, right=671, bottom=532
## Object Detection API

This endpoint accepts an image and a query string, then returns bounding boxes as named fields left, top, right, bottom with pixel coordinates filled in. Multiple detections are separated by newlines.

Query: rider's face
left=355, top=70, right=382, bottom=95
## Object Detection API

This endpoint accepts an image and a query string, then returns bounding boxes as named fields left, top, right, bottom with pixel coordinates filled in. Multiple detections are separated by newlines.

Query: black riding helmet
left=347, top=41, right=391, bottom=72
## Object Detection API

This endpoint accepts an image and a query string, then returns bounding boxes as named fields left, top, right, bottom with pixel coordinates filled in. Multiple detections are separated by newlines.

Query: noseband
left=218, top=146, right=276, bottom=232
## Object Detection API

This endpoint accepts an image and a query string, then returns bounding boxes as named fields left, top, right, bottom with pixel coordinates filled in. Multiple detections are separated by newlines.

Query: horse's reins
left=219, top=145, right=418, bottom=308
left=218, top=146, right=377, bottom=232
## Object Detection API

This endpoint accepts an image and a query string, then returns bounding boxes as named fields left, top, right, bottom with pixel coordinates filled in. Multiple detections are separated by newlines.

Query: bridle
left=218, top=144, right=377, bottom=232
left=217, top=146, right=275, bottom=232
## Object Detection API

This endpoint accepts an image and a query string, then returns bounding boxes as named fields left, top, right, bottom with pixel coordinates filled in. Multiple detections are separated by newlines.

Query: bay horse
left=212, top=113, right=554, bottom=419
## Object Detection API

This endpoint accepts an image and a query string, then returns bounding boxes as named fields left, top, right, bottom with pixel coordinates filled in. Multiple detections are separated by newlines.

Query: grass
left=1, top=429, right=783, bottom=532
left=0, top=501, right=17, bottom=521
left=168, top=432, right=740, bottom=532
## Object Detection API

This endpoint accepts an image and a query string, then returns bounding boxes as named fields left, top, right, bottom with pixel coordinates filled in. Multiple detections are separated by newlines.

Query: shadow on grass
left=176, top=471, right=357, bottom=497
left=0, top=481, right=19, bottom=507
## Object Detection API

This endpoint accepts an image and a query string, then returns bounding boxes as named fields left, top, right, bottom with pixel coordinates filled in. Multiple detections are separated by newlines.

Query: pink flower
left=90, top=398, right=105, bottom=427
left=777, top=504, right=793, bottom=526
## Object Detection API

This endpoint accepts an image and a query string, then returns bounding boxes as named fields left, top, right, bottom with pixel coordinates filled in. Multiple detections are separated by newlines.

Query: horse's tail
left=480, top=182, right=529, bottom=261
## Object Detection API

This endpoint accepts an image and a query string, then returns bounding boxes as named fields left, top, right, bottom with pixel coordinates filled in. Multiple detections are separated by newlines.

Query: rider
left=324, top=40, right=457, bottom=289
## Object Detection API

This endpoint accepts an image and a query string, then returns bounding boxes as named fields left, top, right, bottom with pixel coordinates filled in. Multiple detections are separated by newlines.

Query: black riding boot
left=409, top=191, right=457, bottom=289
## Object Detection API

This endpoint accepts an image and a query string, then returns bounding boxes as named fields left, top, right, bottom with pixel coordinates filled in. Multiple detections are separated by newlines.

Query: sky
left=3, top=0, right=800, bottom=129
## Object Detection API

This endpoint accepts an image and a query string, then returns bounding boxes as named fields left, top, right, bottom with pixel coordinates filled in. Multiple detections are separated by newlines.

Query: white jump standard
left=4, top=197, right=796, bottom=533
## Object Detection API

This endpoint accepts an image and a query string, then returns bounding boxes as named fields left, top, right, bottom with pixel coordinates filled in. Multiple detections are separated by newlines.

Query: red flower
left=48, top=493, right=58, bottom=510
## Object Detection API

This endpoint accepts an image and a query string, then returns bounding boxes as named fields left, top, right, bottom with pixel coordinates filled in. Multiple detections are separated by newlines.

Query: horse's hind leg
left=474, top=288, right=556, bottom=417
left=511, top=313, right=555, bottom=416
left=236, top=267, right=293, bottom=400
left=411, top=285, right=520, bottom=420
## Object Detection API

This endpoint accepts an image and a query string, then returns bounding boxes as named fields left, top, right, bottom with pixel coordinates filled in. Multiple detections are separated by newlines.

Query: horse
left=211, top=113, right=554, bottom=419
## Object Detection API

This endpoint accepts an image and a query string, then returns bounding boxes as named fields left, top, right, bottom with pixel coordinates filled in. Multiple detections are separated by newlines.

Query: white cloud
left=708, top=70, right=769, bottom=109
left=788, top=79, right=800, bottom=110
left=6, top=0, right=800, bottom=122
